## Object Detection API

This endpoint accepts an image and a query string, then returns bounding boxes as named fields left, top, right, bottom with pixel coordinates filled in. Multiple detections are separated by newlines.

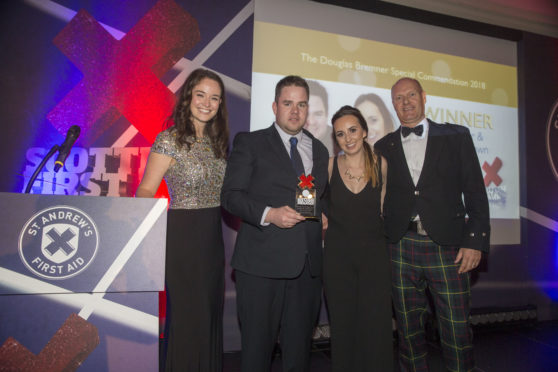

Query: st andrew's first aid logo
left=18, top=206, right=99, bottom=280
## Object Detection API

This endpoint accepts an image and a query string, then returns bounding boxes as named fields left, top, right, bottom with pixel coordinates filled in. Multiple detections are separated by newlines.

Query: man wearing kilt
left=375, top=77, right=490, bottom=372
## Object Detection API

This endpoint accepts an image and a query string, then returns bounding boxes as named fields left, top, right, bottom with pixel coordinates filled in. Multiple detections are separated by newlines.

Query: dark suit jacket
left=221, top=125, right=329, bottom=278
left=374, top=119, right=490, bottom=252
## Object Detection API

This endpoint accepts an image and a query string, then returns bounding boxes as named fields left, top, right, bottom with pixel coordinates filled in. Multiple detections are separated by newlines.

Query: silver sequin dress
left=151, top=128, right=225, bottom=372
left=151, top=129, right=226, bottom=209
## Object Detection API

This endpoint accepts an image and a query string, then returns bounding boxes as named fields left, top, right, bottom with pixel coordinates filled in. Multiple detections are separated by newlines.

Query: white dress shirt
left=401, top=118, right=429, bottom=222
left=401, top=118, right=429, bottom=186
left=260, top=123, right=314, bottom=225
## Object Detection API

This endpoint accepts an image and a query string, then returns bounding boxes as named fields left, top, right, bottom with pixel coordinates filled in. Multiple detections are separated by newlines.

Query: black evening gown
left=164, top=207, right=224, bottom=372
left=323, top=156, right=393, bottom=372
left=152, top=130, right=226, bottom=372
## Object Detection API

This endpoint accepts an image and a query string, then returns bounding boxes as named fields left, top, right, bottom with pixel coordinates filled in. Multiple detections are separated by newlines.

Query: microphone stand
left=24, top=145, right=59, bottom=194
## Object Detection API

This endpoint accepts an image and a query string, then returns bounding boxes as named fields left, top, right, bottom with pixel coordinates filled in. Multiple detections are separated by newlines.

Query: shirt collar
left=274, top=122, right=303, bottom=144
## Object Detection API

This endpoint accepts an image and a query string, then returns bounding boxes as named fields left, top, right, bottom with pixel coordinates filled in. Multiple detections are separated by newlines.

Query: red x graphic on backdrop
left=482, top=156, right=503, bottom=187
left=47, top=0, right=200, bottom=144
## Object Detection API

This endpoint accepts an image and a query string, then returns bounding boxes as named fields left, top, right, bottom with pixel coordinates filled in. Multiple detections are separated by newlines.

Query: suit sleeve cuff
left=462, top=230, right=490, bottom=252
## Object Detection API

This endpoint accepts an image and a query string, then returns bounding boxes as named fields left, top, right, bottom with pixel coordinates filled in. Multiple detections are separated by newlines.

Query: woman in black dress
left=136, top=69, right=229, bottom=371
left=323, top=105, right=393, bottom=371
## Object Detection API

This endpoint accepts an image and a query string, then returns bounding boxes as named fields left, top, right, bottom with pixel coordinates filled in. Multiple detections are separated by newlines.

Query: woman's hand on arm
left=135, top=152, right=173, bottom=198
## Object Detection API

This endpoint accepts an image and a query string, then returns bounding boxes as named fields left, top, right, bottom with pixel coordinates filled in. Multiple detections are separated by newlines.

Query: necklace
left=344, top=168, right=365, bottom=182
left=342, top=154, right=365, bottom=182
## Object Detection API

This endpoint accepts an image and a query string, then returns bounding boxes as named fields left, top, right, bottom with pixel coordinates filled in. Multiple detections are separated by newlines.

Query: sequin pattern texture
left=151, top=129, right=225, bottom=209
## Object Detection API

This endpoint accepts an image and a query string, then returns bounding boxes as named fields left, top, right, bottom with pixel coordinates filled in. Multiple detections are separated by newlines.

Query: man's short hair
left=274, top=75, right=310, bottom=103
left=307, top=80, right=328, bottom=114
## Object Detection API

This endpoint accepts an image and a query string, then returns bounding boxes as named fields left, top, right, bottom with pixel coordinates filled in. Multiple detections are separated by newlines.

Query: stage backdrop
left=514, top=31, right=558, bottom=320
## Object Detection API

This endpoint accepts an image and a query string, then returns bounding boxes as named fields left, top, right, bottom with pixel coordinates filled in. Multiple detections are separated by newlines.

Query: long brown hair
left=331, top=105, right=380, bottom=187
left=166, top=68, right=229, bottom=159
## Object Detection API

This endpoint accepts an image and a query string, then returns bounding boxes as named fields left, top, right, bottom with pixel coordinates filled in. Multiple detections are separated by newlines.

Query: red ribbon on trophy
left=298, top=174, right=314, bottom=189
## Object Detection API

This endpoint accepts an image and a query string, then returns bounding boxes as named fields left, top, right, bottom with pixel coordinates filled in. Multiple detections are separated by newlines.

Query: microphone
left=54, top=125, right=81, bottom=172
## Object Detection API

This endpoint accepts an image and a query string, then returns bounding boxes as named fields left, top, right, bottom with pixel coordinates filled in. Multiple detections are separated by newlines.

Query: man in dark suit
left=221, top=75, right=329, bottom=371
left=375, top=77, right=490, bottom=372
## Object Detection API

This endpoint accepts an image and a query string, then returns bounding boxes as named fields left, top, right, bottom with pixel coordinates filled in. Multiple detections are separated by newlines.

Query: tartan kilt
left=389, top=231, right=474, bottom=372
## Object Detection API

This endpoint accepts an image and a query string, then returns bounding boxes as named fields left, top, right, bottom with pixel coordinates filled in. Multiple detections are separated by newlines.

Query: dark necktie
left=401, top=124, right=424, bottom=138
left=289, top=136, right=305, bottom=176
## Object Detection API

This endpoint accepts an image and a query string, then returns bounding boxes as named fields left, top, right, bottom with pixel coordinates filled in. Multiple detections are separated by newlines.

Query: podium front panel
left=0, top=193, right=167, bottom=371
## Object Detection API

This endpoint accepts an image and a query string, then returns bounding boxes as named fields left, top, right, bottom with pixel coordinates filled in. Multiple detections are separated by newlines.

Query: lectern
left=0, top=192, right=167, bottom=371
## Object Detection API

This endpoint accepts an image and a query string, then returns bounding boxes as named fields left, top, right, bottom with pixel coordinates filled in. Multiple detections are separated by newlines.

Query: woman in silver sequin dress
left=136, top=69, right=229, bottom=372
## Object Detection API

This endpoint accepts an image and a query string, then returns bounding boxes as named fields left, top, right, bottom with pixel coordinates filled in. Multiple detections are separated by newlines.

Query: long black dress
left=152, top=129, right=226, bottom=372
left=323, top=156, right=393, bottom=372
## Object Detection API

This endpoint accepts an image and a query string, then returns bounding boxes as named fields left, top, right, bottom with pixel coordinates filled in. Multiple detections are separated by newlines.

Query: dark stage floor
left=222, top=320, right=558, bottom=371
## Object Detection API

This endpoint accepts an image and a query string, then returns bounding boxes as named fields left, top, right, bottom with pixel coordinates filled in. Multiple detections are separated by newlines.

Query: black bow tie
left=401, top=125, right=424, bottom=138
